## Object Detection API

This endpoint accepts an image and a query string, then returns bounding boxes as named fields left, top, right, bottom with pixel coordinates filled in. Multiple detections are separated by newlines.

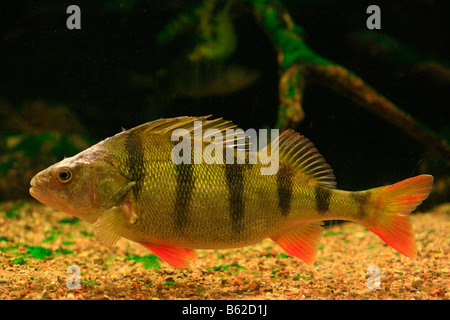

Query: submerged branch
left=305, top=64, right=450, bottom=161
left=250, top=0, right=450, bottom=161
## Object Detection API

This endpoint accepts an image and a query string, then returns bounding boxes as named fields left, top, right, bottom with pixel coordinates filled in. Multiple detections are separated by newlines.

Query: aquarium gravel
left=0, top=201, right=448, bottom=300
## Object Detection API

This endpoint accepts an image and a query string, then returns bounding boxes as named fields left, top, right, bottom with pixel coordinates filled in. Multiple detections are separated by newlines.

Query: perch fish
left=29, top=116, right=433, bottom=268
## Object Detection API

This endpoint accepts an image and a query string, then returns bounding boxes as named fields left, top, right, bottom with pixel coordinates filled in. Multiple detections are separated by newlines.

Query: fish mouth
left=29, top=183, right=96, bottom=221
left=29, top=185, right=69, bottom=214
left=30, top=176, right=37, bottom=189
left=29, top=175, right=42, bottom=200
left=29, top=185, right=50, bottom=205
left=29, top=174, right=52, bottom=205
left=29, top=179, right=59, bottom=209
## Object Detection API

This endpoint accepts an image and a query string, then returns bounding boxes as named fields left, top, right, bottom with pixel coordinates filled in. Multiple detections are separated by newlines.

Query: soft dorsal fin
left=123, top=116, right=248, bottom=148
left=267, top=129, right=336, bottom=188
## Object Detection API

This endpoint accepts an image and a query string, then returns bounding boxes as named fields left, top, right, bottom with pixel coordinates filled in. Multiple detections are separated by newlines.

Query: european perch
left=29, top=116, right=433, bottom=268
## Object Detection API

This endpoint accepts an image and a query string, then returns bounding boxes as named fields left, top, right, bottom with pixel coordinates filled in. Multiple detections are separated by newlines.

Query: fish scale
left=29, top=116, right=433, bottom=269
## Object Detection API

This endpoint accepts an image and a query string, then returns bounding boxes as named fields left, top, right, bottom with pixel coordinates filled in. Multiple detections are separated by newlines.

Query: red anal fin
left=141, top=243, right=196, bottom=269
left=271, top=222, right=323, bottom=265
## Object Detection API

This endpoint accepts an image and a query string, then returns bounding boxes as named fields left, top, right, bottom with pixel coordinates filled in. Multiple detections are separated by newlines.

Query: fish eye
left=56, top=168, right=72, bottom=183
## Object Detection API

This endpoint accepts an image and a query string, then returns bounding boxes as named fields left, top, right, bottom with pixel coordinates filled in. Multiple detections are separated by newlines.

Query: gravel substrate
left=0, top=201, right=448, bottom=300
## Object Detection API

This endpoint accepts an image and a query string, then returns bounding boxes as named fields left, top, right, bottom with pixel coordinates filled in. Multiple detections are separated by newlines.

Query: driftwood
left=157, top=0, right=449, bottom=161
left=250, top=0, right=449, bottom=161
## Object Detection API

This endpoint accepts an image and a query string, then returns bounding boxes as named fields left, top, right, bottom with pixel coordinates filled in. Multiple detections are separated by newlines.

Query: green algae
left=124, top=254, right=161, bottom=270
left=211, top=262, right=246, bottom=272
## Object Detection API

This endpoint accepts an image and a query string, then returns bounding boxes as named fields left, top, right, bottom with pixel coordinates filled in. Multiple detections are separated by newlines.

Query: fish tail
left=364, top=174, right=433, bottom=258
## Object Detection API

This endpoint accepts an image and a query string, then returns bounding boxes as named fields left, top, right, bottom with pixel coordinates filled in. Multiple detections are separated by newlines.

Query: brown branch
left=251, top=0, right=450, bottom=161
left=304, top=63, right=450, bottom=161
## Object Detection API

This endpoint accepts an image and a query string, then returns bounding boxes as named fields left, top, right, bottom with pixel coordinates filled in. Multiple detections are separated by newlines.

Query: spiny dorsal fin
left=124, top=116, right=248, bottom=148
left=268, top=129, right=336, bottom=188
left=131, top=116, right=211, bottom=134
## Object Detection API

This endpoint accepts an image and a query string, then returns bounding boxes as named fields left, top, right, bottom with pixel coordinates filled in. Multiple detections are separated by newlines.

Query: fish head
left=29, top=146, right=109, bottom=223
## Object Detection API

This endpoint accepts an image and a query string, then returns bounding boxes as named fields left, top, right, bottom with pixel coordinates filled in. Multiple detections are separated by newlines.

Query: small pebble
left=0, top=201, right=448, bottom=300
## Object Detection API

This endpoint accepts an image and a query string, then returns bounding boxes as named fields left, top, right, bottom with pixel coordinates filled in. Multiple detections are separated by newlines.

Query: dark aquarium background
left=0, top=0, right=449, bottom=205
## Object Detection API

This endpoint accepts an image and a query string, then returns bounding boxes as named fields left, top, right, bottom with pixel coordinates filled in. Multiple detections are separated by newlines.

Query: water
left=0, top=0, right=448, bottom=302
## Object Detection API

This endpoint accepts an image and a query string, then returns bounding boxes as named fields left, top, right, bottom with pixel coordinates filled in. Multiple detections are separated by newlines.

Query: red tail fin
left=366, top=175, right=433, bottom=258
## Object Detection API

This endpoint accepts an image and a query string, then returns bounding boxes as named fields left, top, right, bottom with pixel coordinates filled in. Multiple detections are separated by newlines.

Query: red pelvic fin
left=141, top=242, right=196, bottom=269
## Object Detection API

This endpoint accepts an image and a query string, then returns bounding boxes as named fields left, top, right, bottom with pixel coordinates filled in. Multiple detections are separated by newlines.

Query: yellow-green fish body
left=30, top=116, right=433, bottom=268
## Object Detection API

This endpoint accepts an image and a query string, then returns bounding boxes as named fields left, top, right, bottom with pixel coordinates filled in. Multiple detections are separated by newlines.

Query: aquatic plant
left=59, top=218, right=80, bottom=225
left=124, top=254, right=161, bottom=270
left=26, top=246, right=53, bottom=260
left=211, top=263, right=247, bottom=272
left=3, top=202, right=24, bottom=219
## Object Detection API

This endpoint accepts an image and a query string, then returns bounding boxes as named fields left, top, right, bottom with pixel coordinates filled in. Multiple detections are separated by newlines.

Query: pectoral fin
left=93, top=206, right=125, bottom=247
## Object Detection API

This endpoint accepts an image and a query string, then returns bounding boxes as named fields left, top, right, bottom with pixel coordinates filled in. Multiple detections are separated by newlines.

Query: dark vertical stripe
left=225, top=164, right=245, bottom=235
left=276, top=165, right=294, bottom=216
left=174, top=163, right=194, bottom=231
left=125, top=130, right=145, bottom=197
left=314, top=185, right=332, bottom=213
left=351, top=191, right=371, bottom=219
